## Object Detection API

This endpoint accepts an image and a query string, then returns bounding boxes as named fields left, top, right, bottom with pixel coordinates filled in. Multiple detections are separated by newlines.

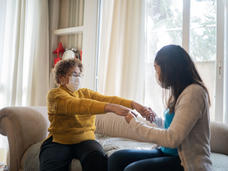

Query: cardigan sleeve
left=129, top=84, right=207, bottom=148
left=78, top=88, right=133, bottom=109
left=47, top=88, right=107, bottom=115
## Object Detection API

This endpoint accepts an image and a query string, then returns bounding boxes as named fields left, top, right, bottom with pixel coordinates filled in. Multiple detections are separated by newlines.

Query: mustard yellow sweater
left=47, top=86, right=133, bottom=144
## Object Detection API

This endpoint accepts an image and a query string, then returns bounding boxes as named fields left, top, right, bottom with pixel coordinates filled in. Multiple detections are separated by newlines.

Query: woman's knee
left=123, top=156, right=184, bottom=171
left=108, top=150, right=136, bottom=171
left=81, top=151, right=108, bottom=171
left=109, top=149, right=132, bottom=162
left=39, top=140, right=73, bottom=171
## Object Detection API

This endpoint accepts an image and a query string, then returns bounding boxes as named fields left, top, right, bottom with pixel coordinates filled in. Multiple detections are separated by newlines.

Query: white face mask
left=66, top=76, right=81, bottom=92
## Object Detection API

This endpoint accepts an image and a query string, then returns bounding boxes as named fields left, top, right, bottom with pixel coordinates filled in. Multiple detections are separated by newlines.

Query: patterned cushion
left=211, top=152, right=228, bottom=171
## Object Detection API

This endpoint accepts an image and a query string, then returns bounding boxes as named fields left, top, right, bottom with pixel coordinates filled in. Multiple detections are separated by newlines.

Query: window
left=144, top=0, right=226, bottom=121
left=145, top=0, right=183, bottom=116
left=50, top=0, right=99, bottom=90
left=189, top=0, right=216, bottom=120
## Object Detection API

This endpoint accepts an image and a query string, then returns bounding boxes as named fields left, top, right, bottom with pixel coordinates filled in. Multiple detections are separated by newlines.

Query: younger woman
left=108, top=45, right=212, bottom=171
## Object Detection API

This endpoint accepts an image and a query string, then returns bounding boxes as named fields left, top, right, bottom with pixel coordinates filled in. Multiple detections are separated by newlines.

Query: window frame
left=53, top=0, right=100, bottom=90
left=182, top=0, right=226, bottom=121
left=225, top=0, right=228, bottom=123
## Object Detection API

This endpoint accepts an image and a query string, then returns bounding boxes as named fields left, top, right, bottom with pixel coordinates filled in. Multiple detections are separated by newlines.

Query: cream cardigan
left=129, top=84, right=212, bottom=171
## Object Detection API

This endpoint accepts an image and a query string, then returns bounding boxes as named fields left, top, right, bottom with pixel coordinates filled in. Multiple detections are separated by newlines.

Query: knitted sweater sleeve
left=47, top=88, right=107, bottom=115
left=129, top=85, right=207, bottom=148
left=78, top=88, right=133, bottom=108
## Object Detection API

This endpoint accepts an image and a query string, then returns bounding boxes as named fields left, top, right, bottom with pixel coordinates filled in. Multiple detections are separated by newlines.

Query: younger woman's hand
left=145, top=108, right=157, bottom=122
left=125, top=112, right=135, bottom=123
left=132, top=101, right=155, bottom=118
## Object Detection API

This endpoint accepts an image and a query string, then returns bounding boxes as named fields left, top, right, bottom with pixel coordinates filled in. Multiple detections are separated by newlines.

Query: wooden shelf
left=54, top=26, right=84, bottom=35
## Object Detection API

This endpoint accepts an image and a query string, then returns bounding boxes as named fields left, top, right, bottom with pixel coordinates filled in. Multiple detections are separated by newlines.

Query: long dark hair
left=154, top=45, right=210, bottom=113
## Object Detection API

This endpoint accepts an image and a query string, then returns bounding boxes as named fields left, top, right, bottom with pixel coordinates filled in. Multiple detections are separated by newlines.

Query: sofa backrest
left=95, top=112, right=157, bottom=142
left=210, top=121, right=228, bottom=155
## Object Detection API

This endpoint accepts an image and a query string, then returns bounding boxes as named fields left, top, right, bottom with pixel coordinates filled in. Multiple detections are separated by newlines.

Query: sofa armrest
left=210, top=121, right=228, bottom=155
left=0, top=107, right=48, bottom=171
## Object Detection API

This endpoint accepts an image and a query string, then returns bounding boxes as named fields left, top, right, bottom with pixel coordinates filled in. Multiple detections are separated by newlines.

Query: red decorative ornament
left=53, top=42, right=65, bottom=66
left=52, top=42, right=83, bottom=67
left=80, top=50, right=82, bottom=61
left=54, top=57, right=61, bottom=66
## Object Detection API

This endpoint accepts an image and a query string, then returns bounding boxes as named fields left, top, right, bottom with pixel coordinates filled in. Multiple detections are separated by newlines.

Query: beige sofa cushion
left=21, top=142, right=41, bottom=170
left=211, top=152, right=228, bottom=171
left=210, top=121, right=228, bottom=155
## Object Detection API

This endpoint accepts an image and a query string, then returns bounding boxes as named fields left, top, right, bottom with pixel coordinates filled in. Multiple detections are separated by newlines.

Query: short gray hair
left=54, top=58, right=83, bottom=84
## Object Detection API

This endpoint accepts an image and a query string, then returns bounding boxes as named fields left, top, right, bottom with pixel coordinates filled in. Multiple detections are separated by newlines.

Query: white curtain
left=0, top=0, right=49, bottom=163
left=224, top=0, right=228, bottom=124
left=98, top=0, right=145, bottom=103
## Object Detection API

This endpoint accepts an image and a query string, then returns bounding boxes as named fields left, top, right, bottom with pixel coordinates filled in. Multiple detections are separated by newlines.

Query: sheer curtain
left=0, top=0, right=49, bottom=163
left=98, top=0, right=145, bottom=103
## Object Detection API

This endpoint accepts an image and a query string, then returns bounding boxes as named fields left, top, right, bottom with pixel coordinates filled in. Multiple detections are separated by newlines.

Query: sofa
left=0, top=106, right=228, bottom=171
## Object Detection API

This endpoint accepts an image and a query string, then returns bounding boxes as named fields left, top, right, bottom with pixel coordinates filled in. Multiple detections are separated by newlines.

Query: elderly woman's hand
left=104, top=103, right=132, bottom=116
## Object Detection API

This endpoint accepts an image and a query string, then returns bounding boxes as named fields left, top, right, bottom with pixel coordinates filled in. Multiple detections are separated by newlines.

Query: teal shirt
left=160, top=110, right=178, bottom=156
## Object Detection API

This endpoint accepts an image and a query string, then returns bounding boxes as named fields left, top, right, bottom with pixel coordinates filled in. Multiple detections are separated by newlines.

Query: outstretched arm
left=48, top=89, right=132, bottom=116
left=125, top=85, right=206, bottom=148
left=105, top=103, right=132, bottom=116
left=78, top=88, right=133, bottom=108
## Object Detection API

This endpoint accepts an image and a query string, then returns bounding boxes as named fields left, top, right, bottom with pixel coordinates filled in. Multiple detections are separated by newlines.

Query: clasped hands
left=104, top=101, right=156, bottom=123
left=126, top=101, right=156, bottom=123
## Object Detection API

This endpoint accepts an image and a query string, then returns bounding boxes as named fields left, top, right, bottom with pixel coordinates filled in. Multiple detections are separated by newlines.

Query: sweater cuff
left=120, top=99, right=133, bottom=109
left=90, top=102, right=108, bottom=114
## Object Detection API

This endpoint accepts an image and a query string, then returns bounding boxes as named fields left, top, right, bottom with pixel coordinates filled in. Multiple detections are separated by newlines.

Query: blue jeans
left=108, top=148, right=184, bottom=171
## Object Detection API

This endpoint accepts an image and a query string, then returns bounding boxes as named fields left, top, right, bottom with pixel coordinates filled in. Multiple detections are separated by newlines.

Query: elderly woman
left=39, top=58, right=149, bottom=171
